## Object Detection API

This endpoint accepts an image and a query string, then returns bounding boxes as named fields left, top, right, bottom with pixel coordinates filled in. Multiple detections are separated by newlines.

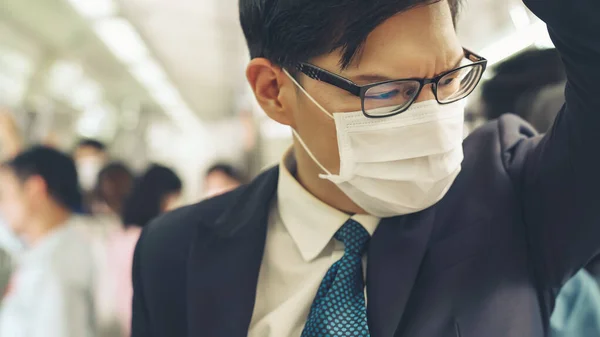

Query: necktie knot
left=334, top=219, right=370, bottom=256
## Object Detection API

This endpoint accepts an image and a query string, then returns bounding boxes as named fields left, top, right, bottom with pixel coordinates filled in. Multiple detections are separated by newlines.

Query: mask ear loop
left=283, top=69, right=334, bottom=120
left=283, top=69, right=336, bottom=178
left=291, top=129, right=334, bottom=178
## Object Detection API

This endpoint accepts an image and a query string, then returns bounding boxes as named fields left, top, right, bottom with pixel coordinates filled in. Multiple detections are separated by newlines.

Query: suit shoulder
left=465, top=114, right=541, bottom=151
left=464, top=114, right=542, bottom=176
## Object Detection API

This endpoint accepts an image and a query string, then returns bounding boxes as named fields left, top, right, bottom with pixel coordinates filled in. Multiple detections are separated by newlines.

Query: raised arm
left=0, top=110, right=23, bottom=160
left=509, top=0, right=600, bottom=288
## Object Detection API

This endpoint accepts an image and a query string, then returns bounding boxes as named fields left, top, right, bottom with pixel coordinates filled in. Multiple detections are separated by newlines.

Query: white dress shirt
left=248, top=150, right=380, bottom=337
left=0, top=216, right=97, bottom=337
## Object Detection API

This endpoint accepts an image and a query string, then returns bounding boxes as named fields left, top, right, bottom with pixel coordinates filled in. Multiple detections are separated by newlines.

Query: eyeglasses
left=295, top=48, right=487, bottom=118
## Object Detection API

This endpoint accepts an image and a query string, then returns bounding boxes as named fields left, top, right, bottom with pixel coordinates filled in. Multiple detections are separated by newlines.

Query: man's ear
left=246, top=58, right=294, bottom=127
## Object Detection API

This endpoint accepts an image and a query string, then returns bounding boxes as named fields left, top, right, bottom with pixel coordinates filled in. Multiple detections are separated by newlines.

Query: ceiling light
left=166, top=107, right=204, bottom=132
left=94, top=18, right=149, bottom=64
left=47, top=61, right=83, bottom=98
left=130, top=58, right=167, bottom=90
left=0, top=47, right=34, bottom=105
left=146, top=83, right=203, bottom=130
left=69, top=78, right=103, bottom=109
left=76, top=103, right=117, bottom=140
left=67, top=0, right=117, bottom=19
left=150, top=83, right=182, bottom=108
left=90, top=17, right=202, bottom=132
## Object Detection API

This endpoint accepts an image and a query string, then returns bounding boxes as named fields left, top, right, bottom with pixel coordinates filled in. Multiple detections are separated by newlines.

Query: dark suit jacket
left=131, top=0, right=600, bottom=336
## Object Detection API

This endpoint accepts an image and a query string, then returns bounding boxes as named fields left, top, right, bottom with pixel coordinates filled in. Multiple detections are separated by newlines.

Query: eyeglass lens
left=363, top=80, right=421, bottom=116
left=363, top=63, right=484, bottom=117
left=436, top=64, right=484, bottom=103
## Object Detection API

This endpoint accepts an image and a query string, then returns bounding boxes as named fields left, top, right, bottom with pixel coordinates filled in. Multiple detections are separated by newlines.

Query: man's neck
left=291, top=143, right=366, bottom=215
left=25, top=206, right=72, bottom=247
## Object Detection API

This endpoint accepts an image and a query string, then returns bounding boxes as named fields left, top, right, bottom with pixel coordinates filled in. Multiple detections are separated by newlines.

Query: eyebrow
left=348, top=54, right=466, bottom=84
left=351, top=74, right=394, bottom=83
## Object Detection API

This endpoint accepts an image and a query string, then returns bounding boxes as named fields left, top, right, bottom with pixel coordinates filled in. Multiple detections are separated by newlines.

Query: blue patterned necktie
left=301, top=219, right=371, bottom=337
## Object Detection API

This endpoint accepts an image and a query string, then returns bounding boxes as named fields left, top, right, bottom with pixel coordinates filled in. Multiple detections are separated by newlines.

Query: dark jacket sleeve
left=131, top=230, right=151, bottom=337
left=507, top=0, right=600, bottom=288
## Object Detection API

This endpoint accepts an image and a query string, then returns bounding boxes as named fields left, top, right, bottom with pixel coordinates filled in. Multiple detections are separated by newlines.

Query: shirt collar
left=277, top=148, right=379, bottom=262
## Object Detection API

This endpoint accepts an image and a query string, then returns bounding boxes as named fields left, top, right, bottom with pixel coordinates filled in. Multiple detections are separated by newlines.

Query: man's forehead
left=310, top=1, right=460, bottom=77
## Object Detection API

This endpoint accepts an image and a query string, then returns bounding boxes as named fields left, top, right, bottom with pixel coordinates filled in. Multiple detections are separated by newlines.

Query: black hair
left=75, top=138, right=106, bottom=152
left=95, top=162, right=135, bottom=215
left=240, top=0, right=461, bottom=69
left=2, top=146, right=82, bottom=211
left=480, top=48, right=566, bottom=122
left=206, top=163, right=245, bottom=184
left=121, top=164, right=182, bottom=228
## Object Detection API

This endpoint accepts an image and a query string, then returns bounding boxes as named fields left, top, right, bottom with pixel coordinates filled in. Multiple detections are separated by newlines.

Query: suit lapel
left=366, top=207, right=437, bottom=337
left=187, top=167, right=280, bottom=337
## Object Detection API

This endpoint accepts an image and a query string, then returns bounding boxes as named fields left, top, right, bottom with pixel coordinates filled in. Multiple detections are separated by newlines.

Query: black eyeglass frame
left=294, top=48, right=488, bottom=118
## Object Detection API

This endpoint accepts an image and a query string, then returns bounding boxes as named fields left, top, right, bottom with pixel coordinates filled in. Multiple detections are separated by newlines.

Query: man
left=0, top=146, right=97, bottom=337
left=74, top=139, right=109, bottom=193
left=131, top=0, right=600, bottom=336
left=203, top=163, right=245, bottom=198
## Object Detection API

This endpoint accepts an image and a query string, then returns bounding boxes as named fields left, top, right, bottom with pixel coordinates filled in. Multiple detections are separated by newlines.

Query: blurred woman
left=203, top=163, right=245, bottom=199
left=87, top=162, right=134, bottom=337
left=92, top=162, right=134, bottom=218
left=106, top=164, right=182, bottom=337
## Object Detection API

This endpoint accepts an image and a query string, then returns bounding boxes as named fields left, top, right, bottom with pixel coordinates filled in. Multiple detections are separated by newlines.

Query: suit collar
left=211, top=166, right=280, bottom=237
left=187, top=166, right=279, bottom=337
left=366, top=207, right=437, bottom=337
left=186, top=164, right=436, bottom=337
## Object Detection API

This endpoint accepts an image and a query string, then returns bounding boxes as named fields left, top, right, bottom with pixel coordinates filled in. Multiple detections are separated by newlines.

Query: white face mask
left=77, top=157, right=104, bottom=192
left=285, top=70, right=465, bottom=217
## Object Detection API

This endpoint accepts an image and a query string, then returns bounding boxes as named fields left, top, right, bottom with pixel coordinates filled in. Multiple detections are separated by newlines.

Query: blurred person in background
left=479, top=48, right=600, bottom=337
left=0, top=111, right=25, bottom=302
left=0, top=146, right=96, bottom=337
left=105, top=164, right=182, bottom=337
left=0, top=109, right=23, bottom=160
left=131, top=0, right=600, bottom=336
left=83, top=162, right=135, bottom=337
left=480, top=48, right=566, bottom=133
left=93, top=162, right=135, bottom=220
left=203, top=163, right=245, bottom=198
left=74, top=139, right=109, bottom=212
